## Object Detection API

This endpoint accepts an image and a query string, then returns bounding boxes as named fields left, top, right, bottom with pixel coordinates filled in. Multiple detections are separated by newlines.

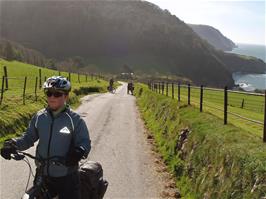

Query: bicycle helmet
left=43, top=76, right=71, bottom=93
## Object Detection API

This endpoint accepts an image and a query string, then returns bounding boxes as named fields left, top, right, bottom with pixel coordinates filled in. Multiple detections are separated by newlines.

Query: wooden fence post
left=68, top=72, right=71, bottom=82
left=35, top=77, right=38, bottom=101
left=200, top=85, right=203, bottom=112
left=224, top=86, right=228, bottom=125
left=166, top=82, right=168, bottom=97
left=3, top=66, right=8, bottom=90
left=162, top=82, right=164, bottom=95
left=178, top=82, right=180, bottom=102
left=241, top=99, right=245, bottom=108
left=172, top=83, right=174, bottom=99
left=263, top=90, right=266, bottom=142
left=0, top=76, right=5, bottom=105
left=78, top=73, right=80, bottom=83
left=188, top=83, right=191, bottom=105
left=158, top=82, right=161, bottom=94
left=23, top=76, right=27, bottom=105
left=39, top=69, right=42, bottom=89
left=58, top=71, right=61, bottom=76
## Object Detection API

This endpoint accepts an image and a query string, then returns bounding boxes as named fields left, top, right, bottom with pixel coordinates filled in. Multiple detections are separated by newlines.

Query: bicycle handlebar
left=11, top=150, right=66, bottom=166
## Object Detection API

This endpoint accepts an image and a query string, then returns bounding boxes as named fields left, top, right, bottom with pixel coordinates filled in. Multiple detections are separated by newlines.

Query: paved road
left=0, top=83, right=166, bottom=198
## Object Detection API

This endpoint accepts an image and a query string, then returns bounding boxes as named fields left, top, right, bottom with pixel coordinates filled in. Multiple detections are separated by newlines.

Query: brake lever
left=12, top=153, right=25, bottom=160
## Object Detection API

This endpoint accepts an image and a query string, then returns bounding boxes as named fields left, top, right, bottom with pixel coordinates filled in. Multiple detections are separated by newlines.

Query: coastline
left=226, top=43, right=266, bottom=91
left=228, top=43, right=266, bottom=62
left=232, top=72, right=266, bottom=91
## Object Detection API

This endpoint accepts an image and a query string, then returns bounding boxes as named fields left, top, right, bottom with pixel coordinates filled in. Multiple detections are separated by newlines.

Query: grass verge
left=135, top=84, right=266, bottom=199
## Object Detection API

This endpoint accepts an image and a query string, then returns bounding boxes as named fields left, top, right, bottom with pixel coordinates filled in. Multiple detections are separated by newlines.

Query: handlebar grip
left=12, top=153, right=25, bottom=160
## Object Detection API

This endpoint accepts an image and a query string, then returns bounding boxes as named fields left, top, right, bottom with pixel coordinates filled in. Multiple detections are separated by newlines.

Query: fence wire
left=0, top=73, right=102, bottom=105
left=150, top=82, right=265, bottom=139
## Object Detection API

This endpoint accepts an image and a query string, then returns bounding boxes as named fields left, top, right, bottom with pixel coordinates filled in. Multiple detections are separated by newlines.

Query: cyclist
left=108, top=77, right=114, bottom=92
left=0, top=76, right=91, bottom=199
left=127, top=81, right=134, bottom=95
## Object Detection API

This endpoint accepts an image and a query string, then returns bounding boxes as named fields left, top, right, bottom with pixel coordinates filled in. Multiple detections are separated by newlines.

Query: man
left=127, top=81, right=134, bottom=95
left=0, top=76, right=91, bottom=199
left=109, top=78, right=114, bottom=90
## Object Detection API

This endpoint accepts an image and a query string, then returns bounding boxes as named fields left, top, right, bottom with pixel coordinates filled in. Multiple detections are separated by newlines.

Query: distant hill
left=189, top=24, right=237, bottom=51
left=0, top=38, right=48, bottom=67
left=0, top=0, right=265, bottom=87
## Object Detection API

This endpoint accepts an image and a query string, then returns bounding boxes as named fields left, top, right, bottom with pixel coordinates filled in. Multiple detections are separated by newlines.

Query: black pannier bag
left=79, top=161, right=108, bottom=199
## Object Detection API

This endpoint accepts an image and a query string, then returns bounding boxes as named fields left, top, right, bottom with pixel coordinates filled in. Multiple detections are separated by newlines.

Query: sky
left=147, top=0, right=265, bottom=45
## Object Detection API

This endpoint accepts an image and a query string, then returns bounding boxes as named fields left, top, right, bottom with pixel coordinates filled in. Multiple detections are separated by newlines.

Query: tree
left=5, top=41, right=14, bottom=61
left=72, top=56, right=86, bottom=68
left=47, top=59, right=56, bottom=69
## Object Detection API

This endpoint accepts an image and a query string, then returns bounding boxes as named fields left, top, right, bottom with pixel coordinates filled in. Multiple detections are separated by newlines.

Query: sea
left=228, top=43, right=266, bottom=91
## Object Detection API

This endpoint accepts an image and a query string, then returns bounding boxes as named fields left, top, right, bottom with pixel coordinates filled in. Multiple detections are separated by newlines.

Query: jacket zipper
left=47, top=115, right=54, bottom=176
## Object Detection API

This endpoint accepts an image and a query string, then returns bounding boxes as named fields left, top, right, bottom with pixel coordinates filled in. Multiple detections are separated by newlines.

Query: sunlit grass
left=154, top=84, right=264, bottom=136
left=136, top=84, right=266, bottom=199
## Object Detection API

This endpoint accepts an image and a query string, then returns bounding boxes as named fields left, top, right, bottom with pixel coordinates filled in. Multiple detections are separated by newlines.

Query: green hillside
left=1, top=1, right=265, bottom=87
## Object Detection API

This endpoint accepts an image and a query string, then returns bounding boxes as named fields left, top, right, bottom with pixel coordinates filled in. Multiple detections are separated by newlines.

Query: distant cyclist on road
left=108, top=77, right=115, bottom=93
left=0, top=76, right=91, bottom=199
left=127, top=81, right=134, bottom=95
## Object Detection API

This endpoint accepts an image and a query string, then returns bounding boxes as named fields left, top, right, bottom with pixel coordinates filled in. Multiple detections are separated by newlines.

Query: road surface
left=0, top=83, right=176, bottom=198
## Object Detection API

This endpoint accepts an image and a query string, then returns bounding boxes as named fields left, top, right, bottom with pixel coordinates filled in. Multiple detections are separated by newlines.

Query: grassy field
left=0, top=58, right=109, bottom=144
left=136, top=84, right=266, bottom=199
left=153, top=83, right=265, bottom=137
left=0, top=59, right=104, bottom=104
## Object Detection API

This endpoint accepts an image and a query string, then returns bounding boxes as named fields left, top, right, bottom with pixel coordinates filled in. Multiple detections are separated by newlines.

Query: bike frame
left=12, top=151, right=63, bottom=199
left=107, top=85, right=115, bottom=93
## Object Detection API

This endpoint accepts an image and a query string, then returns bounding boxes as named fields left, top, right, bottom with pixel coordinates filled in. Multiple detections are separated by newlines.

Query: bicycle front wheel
left=22, top=187, right=54, bottom=199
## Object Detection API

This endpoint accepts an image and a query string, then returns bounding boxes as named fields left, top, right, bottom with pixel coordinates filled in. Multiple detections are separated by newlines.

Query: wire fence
left=148, top=81, right=266, bottom=142
left=0, top=66, right=104, bottom=105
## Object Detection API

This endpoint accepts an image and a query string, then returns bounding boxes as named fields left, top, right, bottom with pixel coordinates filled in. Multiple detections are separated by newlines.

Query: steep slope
left=0, top=38, right=48, bottom=67
left=189, top=24, right=237, bottom=51
left=0, top=0, right=264, bottom=87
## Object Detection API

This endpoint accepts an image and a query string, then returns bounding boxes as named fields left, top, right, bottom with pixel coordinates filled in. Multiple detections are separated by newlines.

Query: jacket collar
left=46, top=104, right=70, bottom=118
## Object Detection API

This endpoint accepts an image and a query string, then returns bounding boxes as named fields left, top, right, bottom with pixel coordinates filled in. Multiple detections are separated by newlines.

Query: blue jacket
left=15, top=106, right=91, bottom=177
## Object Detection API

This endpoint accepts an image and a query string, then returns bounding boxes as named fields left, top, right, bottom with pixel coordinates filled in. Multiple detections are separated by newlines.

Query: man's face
left=45, top=90, right=68, bottom=111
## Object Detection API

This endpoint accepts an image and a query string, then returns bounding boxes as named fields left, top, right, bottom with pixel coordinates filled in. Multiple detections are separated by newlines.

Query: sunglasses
left=45, top=90, right=65, bottom=97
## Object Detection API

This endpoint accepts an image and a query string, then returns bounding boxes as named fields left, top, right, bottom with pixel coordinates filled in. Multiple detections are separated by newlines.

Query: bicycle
left=10, top=150, right=108, bottom=199
left=11, top=150, right=64, bottom=199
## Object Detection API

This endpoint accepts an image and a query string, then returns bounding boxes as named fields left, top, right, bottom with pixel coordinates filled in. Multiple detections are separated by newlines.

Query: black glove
left=66, top=146, right=86, bottom=166
left=1, top=139, right=17, bottom=160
